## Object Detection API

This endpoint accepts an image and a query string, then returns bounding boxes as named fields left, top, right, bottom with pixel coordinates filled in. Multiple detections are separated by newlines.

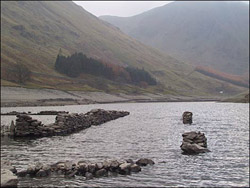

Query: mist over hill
left=100, top=1, right=249, bottom=76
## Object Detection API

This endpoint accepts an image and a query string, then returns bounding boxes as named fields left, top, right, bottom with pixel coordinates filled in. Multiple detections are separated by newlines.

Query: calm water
left=1, top=102, right=249, bottom=187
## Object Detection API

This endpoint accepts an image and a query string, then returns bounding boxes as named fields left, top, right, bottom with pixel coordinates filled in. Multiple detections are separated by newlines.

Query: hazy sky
left=73, top=1, right=172, bottom=17
left=74, top=1, right=249, bottom=17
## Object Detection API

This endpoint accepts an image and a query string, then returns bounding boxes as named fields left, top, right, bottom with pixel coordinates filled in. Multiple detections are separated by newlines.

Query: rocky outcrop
left=16, top=158, right=154, bottom=180
left=182, top=111, right=193, bottom=124
left=3, top=109, right=129, bottom=138
left=180, top=131, right=210, bottom=154
left=1, top=160, right=18, bottom=188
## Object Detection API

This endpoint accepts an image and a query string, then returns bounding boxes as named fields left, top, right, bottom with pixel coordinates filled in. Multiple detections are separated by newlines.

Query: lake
left=1, top=102, right=249, bottom=187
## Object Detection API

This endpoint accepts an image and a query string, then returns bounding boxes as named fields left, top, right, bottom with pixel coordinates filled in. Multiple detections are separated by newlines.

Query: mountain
left=100, top=1, right=249, bottom=76
left=1, top=1, right=246, bottom=97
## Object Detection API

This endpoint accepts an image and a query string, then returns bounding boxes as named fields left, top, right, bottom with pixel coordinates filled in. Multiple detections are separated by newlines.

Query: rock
left=16, top=114, right=32, bottom=120
left=66, top=170, right=77, bottom=178
left=9, top=167, right=17, bottom=174
left=36, top=169, right=48, bottom=177
left=136, top=158, right=155, bottom=166
left=96, top=162, right=103, bottom=170
left=16, top=170, right=28, bottom=177
left=64, top=161, right=74, bottom=170
left=109, top=160, right=119, bottom=172
left=42, top=165, right=51, bottom=175
left=88, top=164, right=96, bottom=174
left=56, top=162, right=65, bottom=170
left=103, top=160, right=111, bottom=170
left=0, top=159, right=18, bottom=184
left=118, top=163, right=131, bottom=175
left=85, top=172, right=93, bottom=179
left=181, top=142, right=210, bottom=154
left=95, top=169, right=107, bottom=177
left=78, top=163, right=88, bottom=174
left=181, top=131, right=210, bottom=154
left=182, top=111, right=193, bottom=124
left=130, top=164, right=141, bottom=172
left=1, top=160, right=17, bottom=174
left=1, top=169, right=18, bottom=187
left=35, top=162, right=43, bottom=171
left=125, top=159, right=134, bottom=164
left=26, top=166, right=37, bottom=175
left=57, top=170, right=64, bottom=175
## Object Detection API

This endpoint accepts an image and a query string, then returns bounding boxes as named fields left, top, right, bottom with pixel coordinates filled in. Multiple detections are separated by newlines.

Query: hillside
left=1, top=1, right=246, bottom=98
left=100, top=1, right=249, bottom=76
left=221, top=91, right=249, bottom=103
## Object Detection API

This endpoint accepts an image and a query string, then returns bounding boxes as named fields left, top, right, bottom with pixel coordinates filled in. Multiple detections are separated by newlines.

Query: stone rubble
left=16, top=158, right=154, bottom=179
left=180, top=131, right=210, bottom=154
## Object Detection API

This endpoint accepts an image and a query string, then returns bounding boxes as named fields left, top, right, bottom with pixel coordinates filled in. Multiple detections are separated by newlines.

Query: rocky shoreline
left=1, top=86, right=220, bottom=107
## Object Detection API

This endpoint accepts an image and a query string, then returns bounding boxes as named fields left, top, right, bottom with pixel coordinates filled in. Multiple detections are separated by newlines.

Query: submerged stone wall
left=11, top=109, right=129, bottom=138
left=16, top=158, right=155, bottom=179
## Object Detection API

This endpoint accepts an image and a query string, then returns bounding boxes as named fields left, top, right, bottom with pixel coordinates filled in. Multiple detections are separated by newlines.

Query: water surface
left=1, top=102, right=249, bottom=187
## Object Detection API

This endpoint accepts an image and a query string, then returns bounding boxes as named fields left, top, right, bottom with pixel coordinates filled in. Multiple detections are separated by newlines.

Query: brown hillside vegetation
left=195, top=66, right=249, bottom=88
left=1, top=1, right=246, bottom=97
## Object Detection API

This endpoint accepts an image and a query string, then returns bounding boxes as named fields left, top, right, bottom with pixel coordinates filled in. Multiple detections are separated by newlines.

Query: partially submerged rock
left=180, top=131, right=210, bottom=154
left=136, top=158, right=155, bottom=166
left=1, top=169, right=18, bottom=188
left=1, top=161, right=18, bottom=187
left=182, top=111, right=193, bottom=124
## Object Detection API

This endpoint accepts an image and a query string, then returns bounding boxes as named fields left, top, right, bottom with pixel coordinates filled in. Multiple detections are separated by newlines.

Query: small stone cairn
left=180, top=131, right=210, bottom=154
left=182, top=111, right=193, bottom=124
left=16, top=158, right=155, bottom=179
left=3, top=109, right=129, bottom=138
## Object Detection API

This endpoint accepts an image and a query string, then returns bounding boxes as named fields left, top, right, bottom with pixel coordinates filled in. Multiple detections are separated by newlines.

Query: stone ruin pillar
left=182, top=111, right=193, bottom=124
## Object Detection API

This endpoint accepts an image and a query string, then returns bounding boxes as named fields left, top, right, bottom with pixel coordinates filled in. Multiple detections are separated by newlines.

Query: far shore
left=1, top=86, right=222, bottom=108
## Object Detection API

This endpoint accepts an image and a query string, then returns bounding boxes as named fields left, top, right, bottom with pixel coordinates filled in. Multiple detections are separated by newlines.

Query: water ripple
left=1, top=102, right=249, bottom=187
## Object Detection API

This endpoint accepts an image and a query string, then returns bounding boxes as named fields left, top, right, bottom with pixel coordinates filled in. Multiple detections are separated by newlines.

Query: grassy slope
left=0, top=1, right=246, bottom=97
left=221, top=90, right=249, bottom=103
left=100, top=1, right=249, bottom=76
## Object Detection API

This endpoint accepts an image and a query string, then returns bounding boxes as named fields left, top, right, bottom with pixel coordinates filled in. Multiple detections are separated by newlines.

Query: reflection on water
left=1, top=102, right=249, bottom=187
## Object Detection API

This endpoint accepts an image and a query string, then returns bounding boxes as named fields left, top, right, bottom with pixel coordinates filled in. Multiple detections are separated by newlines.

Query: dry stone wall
left=12, top=109, right=129, bottom=138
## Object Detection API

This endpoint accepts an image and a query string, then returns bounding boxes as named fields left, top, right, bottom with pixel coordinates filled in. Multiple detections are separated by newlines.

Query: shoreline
left=1, top=86, right=221, bottom=108
left=1, top=99, right=220, bottom=108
